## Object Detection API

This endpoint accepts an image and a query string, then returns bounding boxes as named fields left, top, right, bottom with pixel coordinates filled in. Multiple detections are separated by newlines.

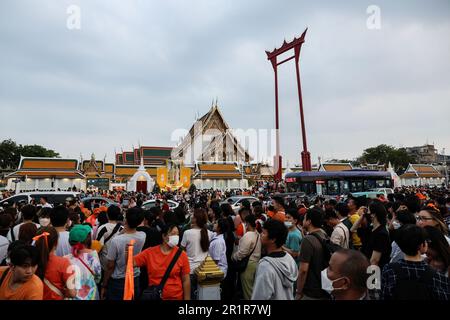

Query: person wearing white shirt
left=40, top=196, right=53, bottom=208
left=209, top=219, right=228, bottom=277
left=324, top=210, right=350, bottom=249
left=180, top=209, right=213, bottom=300
left=7, top=205, right=40, bottom=242
left=50, top=205, right=72, bottom=257
left=0, top=235, right=8, bottom=263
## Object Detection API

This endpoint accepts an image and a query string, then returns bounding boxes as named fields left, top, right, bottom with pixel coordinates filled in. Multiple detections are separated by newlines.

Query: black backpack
left=310, top=232, right=342, bottom=268
left=390, top=263, right=435, bottom=300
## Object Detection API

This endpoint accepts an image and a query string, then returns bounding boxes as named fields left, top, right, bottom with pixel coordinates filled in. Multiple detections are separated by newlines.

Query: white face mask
left=39, top=218, right=51, bottom=227
left=392, top=220, right=401, bottom=230
left=168, top=235, right=179, bottom=248
left=284, top=221, right=293, bottom=228
left=321, top=268, right=345, bottom=294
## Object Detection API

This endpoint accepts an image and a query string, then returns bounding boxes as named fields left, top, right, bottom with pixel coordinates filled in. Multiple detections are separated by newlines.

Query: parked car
left=369, top=188, right=394, bottom=197
left=222, top=196, right=259, bottom=213
left=0, top=191, right=80, bottom=207
left=80, top=197, right=120, bottom=210
left=141, top=199, right=179, bottom=210
left=351, top=188, right=394, bottom=200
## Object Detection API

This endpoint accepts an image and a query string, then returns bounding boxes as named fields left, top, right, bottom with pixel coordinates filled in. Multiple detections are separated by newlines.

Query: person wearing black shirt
left=138, top=210, right=163, bottom=250
left=365, top=201, right=391, bottom=269
left=136, top=209, right=163, bottom=297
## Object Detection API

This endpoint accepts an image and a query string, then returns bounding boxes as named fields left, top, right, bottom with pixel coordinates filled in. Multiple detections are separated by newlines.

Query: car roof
left=143, top=199, right=177, bottom=203
left=226, top=196, right=257, bottom=200
left=14, top=191, right=80, bottom=195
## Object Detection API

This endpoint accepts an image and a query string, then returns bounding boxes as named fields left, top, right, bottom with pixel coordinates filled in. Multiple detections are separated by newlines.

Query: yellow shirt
left=349, top=213, right=362, bottom=247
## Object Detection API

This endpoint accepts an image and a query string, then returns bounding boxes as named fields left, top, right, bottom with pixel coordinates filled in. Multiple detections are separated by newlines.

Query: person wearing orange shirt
left=34, top=227, right=77, bottom=300
left=271, top=196, right=286, bottom=222
left=134, top=224, right=190, bottom=300
left=267, top=205, right=276, bottom=219
left=0, top=242, right=43, bottom=300
left=235, top=208, right=250, bottom=243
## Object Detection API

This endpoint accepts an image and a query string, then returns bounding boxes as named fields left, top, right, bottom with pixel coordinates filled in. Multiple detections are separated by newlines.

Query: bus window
left=316, top=183, right=323, bottom=195
left=350, top=181, right=364, bottom=192
left=340, top=181, right=350, bottom=194
left=376, top=180, right=386, bottom=188
left=327, top=180, right=339, bottom=195
left=364, top=180, right=377, bottom=190
left=298, top=182, right=315, bottom=194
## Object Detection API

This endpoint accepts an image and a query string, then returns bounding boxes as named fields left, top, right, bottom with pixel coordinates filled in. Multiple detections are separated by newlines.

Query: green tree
left=0, top=139, right=21, bottom=169
left=0, top=139, right=60, bottom=169
left=19, top=144, right=59, bottom=158
left=358, top=144, right=415, bottom=173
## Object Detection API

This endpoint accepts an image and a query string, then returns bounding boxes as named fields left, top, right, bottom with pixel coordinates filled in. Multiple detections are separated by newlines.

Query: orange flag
left=123, top=239, right=136, bottom=300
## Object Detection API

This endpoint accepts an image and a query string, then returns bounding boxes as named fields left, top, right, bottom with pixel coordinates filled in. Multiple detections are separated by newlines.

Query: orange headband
left=33, top=232, right=50, bottom=248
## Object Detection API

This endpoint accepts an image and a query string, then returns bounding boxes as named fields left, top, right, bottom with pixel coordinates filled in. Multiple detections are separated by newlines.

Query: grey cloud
left=0, top=0, right=449, bottom=165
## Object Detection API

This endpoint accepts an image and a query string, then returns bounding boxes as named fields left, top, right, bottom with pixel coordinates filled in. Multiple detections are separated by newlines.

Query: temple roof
left=174, top=104, right=252, bottom=161
left=116, top=146, right=172, bottom=165
left=319, top=163, right=353, bottom=172
left=7, top=157, right=84, bottom=179
left=194, top=162, right=241, bottom=179
left=400, top=164, right=443, bottom=179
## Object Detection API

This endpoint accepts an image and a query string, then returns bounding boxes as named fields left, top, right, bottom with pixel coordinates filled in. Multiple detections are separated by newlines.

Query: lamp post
left=266, top=29, right=312, bottom=182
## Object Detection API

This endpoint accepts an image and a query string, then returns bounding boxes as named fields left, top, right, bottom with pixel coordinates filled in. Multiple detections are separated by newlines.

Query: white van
left=0, top=191, right=80, bottom=207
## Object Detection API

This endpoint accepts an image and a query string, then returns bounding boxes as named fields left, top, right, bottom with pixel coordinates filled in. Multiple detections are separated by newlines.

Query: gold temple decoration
left=195, top=255, right=224, bottom=285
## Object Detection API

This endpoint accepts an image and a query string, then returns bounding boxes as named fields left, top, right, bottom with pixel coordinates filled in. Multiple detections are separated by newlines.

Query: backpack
left=390, top=263, right=435, bottom=300
left=310, top=232, right=342, bottom=268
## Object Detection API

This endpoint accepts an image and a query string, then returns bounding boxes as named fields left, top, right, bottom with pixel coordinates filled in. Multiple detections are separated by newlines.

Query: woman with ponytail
left=180, top=208, right=213, bottom=300
left=65, top=224, right=102, bottom=300
left=34, top=227, right=77, bottom=300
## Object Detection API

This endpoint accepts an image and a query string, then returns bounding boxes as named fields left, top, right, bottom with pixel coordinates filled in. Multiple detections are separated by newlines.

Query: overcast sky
left=1, top=0, right=449, bottom=166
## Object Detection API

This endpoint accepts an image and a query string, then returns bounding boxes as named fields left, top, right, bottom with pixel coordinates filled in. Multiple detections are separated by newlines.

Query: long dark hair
left=220, top=203, right=235, bottom=218
left=35, top=226, right=59, bottom=280
left=194, top=208, right=209, bottom=252
left=424, top=225, right=450, bottom=271
left=369, top=200, right=388, bottom=226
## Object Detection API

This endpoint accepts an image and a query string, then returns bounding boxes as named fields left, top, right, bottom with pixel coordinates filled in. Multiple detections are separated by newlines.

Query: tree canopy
left=0, top=139, right=60, bottom=169
left=357, top=144, right=416, bottom=173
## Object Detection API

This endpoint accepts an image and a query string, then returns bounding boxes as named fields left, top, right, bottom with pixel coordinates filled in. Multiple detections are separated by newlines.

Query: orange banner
left=180, top=167, right=191, bottom=188
left=157, top=167, right=168, bottom=188
left=123, top=240, right=135, bottom=300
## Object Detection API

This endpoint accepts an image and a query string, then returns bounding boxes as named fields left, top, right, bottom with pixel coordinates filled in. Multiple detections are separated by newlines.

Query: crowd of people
left=0, top=184, right=449, bottom=300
